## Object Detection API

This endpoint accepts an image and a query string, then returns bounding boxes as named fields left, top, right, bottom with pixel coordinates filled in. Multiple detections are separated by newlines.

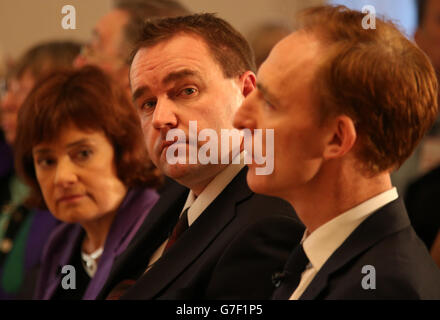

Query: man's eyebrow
left=132, top=85, right=151, bottom=103
left=162, top=69, right=201, bottom=85
left=256, top=82, right=280, bottom=106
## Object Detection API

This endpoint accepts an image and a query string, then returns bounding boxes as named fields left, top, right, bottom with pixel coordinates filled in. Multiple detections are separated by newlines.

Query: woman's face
left=32, top=124, right=127, bottom=224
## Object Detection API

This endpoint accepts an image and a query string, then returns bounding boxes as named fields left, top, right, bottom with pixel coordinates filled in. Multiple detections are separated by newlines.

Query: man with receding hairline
left=234, top=5, right=440, bottom=299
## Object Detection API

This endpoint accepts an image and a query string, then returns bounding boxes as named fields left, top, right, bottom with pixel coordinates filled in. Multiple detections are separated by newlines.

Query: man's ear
left=323, top=115, right=357, bottom=160
left=239, top=71, right=256, bottom=97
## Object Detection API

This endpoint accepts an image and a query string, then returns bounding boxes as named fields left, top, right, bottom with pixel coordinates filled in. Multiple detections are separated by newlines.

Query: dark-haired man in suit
left=97, top=13, right=304, bottom=300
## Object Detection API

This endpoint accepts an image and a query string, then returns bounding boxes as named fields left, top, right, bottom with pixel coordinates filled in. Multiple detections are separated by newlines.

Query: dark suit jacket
left=97, top=167, right=304, bottom=299
left=287, top=198, right=440, bottom=300
left=405, top=165, right=440, bottom=249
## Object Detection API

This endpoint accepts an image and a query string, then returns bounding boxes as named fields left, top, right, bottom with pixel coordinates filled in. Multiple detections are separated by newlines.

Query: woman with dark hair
left=0, top=40, right=81, bottom=299
left=14, top=66, right=160, bottom=299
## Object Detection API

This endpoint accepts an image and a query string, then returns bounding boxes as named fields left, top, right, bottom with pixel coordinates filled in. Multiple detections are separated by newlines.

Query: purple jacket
left=34, top=187, right=159, bottom=300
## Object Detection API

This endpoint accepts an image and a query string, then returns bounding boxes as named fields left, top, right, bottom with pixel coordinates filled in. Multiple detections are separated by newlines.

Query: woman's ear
left=239, top=71, right=256, bottom=97
left=323, top=115, right=357, bottom=160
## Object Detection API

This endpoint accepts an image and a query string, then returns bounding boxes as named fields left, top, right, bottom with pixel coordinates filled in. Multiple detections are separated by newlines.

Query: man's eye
left=264, top=99, right=274, bottom=110
left=141, top=100, right=157, bottom=112
left=180, top=87, right=198, bottom=97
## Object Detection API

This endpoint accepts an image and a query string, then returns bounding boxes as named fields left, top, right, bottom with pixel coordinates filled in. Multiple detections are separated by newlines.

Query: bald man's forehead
left=259, top=31, right=323, bottom=89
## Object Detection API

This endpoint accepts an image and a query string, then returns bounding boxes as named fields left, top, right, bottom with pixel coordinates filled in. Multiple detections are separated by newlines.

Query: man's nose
left=152, top=98, right=178, bottom=130
left=233, top=93, right=257, bottom=130
left=54, top=158, right=78, bottom=188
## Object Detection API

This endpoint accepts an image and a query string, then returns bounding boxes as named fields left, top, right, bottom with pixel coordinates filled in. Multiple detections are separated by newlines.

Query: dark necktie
left=272, top=244, right=309, bottom=300
left=105, top=208, right=190, bottom=300
left=163, top=207, right=189, bottom=253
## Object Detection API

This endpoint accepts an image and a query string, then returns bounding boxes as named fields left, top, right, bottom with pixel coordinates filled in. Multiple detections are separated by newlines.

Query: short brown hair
left=299, top=5, right=438, bottom=174
left=15, top=66, right=160, bottom=208
left=131, top=13, right=256, bottom=78
left=14, top=41, right=82, bottom=81
left=116, top=0, right=191, bottom=62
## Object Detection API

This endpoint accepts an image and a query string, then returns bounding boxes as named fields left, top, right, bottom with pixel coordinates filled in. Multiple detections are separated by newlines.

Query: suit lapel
left=97, top=182, right=188, bottom=299
left=300, top=198, right=411, bottom=300
left=43, top=224, right=83, bottom=299
left=123, top=168, right=253, bottom=299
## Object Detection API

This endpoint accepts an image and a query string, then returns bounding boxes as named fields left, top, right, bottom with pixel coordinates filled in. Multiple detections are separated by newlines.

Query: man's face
left=415, top=0, right=440, bottom=73
left=0, top=71, right=35, bottom=145
left=234, top=32, right=330, bottom=199
left=75, top=9, right=129, bottom=81
left=130, top=34, right=248, bottom=190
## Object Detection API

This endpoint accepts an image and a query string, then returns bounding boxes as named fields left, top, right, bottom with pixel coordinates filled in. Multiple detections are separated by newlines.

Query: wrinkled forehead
left=130, top=34, right=222, bottom=87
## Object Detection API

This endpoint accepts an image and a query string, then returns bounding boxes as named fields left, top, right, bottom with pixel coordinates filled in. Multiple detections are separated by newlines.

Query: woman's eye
left=76, top=149, right=93, bottom=161
left=36, top=158, right=56, bottom=168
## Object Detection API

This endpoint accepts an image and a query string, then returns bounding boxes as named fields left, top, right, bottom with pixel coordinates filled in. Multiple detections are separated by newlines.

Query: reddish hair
left=300, top=5, right=439, bottom=174
left=15, top=66, right=160, bottom=208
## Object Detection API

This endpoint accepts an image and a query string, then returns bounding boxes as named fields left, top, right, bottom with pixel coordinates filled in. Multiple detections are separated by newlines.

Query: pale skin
left=130, top=34, right=255, bottom=196
left=234, top=31, right=392, bottom=233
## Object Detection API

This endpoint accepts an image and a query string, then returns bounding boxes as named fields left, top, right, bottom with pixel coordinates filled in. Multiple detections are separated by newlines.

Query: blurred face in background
left=415, top=0, right=440, bottom=74
left=32, top=124, right=127, bottom=224
left=0, top=71, right=35, bottom=145
left=75, top=9, right=130, bottom=87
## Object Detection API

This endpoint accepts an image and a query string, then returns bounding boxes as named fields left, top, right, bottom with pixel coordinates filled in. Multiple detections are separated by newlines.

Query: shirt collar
left=181, top=152, right=245, bottom=226
left=302, top=187, right=398, bottom=272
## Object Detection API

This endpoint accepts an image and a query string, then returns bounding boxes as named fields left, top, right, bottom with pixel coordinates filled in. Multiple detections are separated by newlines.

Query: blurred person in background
left=0, top=41, right=81, bottom=299
left=0, top=52, right=14, bottom=208
left=75, top=0, right=190, bottom=97
left=75, top=0, right=190, bottom=192
left=15, top=66, right=160, bottom=300
left=403, top=0, right=440, bottom=267
left=248, top=22, right=291, bottom=68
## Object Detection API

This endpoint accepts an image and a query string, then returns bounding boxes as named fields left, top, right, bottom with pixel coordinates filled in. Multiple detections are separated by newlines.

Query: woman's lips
left=57, top=194, right=85, bottom=204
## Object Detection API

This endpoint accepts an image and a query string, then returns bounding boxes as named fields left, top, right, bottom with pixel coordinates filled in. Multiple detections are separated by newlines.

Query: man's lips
left=160, top=140, right=177, bottom=151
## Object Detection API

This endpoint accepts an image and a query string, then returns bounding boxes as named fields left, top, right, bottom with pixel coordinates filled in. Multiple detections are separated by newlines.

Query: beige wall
left=0, top=0, right=324, bottom=60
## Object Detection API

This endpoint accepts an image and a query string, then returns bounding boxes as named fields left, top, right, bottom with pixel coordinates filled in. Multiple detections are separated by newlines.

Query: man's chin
left=246, top=166, right=276, bottom=197
left=159, top=162, right=195, bottom=181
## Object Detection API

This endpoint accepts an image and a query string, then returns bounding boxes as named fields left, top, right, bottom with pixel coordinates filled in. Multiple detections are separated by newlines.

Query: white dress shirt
left=289, top=187, right=398, bottom=300
left=146, top=153, right=245, bottom=272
